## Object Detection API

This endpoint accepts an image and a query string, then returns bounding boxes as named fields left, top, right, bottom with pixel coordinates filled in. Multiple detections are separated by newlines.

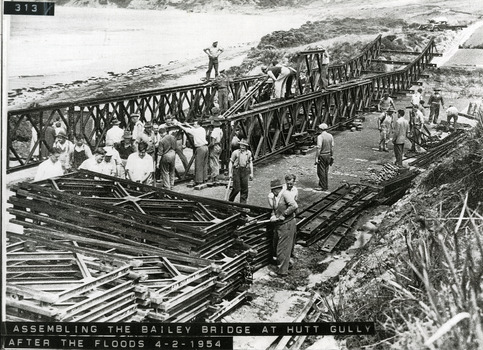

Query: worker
left=34, top=149, right=64, bottom=182
left=446, top=104, right=459, bottom=131
left=268, top=178, right=298, bottom=278
left=231, top=128, right=243, bottom=151
left=411, top=88, right=424, bottom=108
left=52, top=130, right=74, bottom=172
left=125, top=141, right=154, bottom=185
left=377, top=108, right=394, bottom=152
left=378, top=92, right=397, bottom=113
left=208, top=119, right=223, bottom=182
left=105, top=118, right=124, bottom=146
left=79, top=148, right=106, bottom=173
left=42, top=121, right=57, bottom=157
left=410, top=105, right=424, bottom=153
left=102, top=149, right=118, bottom=177
left=115, top=130, right=136, bottom=179
left=228, top=139, right=253, bottom=203
left=314, top=123, right=334, bottom=192
left=104, top=139, right=122, bottom=176
left=393, top=109, right=410, bottom=167
left=214, top=70, right=230, bottom=113
left=130, top=113, right=144, bottom=142
left=261, top=65, right=296, bottom=99
left=160, top=115, right=189, bottom=173
left=428, top=88, right=445, bottom=124
left=71, top=134, right=93, bottom=170
left=204, top=41, right=224, bottom=80
left=176, top=119, right=209, bottom=185
left=140, top=122, right=156, bottom=159
left=157, top=127, right=178, bottom=190
left=321, top=48, right=330, bottom=89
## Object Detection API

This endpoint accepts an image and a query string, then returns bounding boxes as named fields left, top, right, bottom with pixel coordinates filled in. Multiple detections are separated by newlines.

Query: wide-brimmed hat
left=270, top=179, right=283, bottom=190
left=130, top=113, right=140, bottom=118
left=434, top=87, right=441, bottom=91
left=144, top=122, right=153, bottom=128
left=56, top=130, right=67, bottom=138
left=212, top=119, right=222, bottom=127
left=386, top=108, right=396, bottom=113
left=239, top=139, right=249, bottom=146
left=319, top=123, right=329, bottom=130
left=105, top=149, right=114, bottom=157
left=93, top=148, right=106, bottom=155
left=123, top=131, right=132, bottom=139
left=111, top=119, right=121, bottom=125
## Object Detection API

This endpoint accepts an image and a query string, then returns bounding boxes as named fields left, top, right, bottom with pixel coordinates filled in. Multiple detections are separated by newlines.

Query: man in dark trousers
left=393, top=109, right=410, bottom=167
left=228, top=139, right=253, bottom=203
left=204, top=41, right=223, bottom=80
left=428, top=87, right=445, bottom=124
left=214, top=70, right=230, bottom=113
left=157, top=127, right=178, bottom=190
left=268, top=178, right=298, bottom=278
left=314, top=123, right=334, bottom=192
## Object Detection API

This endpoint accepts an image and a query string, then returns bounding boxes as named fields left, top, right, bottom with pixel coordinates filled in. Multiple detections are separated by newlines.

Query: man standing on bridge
left=314, top=123, right=334, bottom=193
left=204, top=41, right=224, bottom=80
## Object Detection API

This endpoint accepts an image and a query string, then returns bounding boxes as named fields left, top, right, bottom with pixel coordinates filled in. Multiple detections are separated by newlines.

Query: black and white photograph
left=2, top=0, right=483, bottom=349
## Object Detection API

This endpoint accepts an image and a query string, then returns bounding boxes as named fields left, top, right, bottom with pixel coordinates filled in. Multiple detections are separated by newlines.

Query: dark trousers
left=175, top=146, right=189, bottom=172
left=218, top=88, right=229, bottom=112
left=206, top=58, right=219, bottom=79
left=394, top=143, right=404, bottom=166
left=317, top=154, right=331, bottom=190
left=273, top=219, right=296, bottom=275
left=160, top=150, right=176, bottom=189
left=229, top=167, right=250, bottom=203
left=429, top=104, right=440, bottom=123
left=194, top=145, right=209, bottom=184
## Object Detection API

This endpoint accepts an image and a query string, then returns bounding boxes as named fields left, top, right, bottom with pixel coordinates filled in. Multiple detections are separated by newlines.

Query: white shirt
left=211, top=127, right=223, bottom=144
left=185, top=126, right=208, bottom=147
left=446, top=106, right=458, bottom=116
left=79, top=158, right=105, bottom=173
left=132, top=121, right=145, bottom=141
left=104, top=146, right=122, bottom=165
left=34, top=158, right=64, bottom=182
left=125, top=152, right=154, bottom=182
left=106, top=125, right=124, bottom=145
left=282, top=184, right=299, bottom=201
left=411, top=92, right=422, bottom=106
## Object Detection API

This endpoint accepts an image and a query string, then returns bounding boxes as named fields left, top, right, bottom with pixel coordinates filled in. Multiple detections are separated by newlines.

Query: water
left=6, top=6, right=310, bottom=90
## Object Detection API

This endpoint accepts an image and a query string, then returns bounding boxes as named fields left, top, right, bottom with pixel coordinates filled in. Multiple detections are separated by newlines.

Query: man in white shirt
left=125, top=141, right=154, bottom=185
left=106, top=119, right=124, bottom=146
left=411, top=88, right=423, bottom=108
left=34, top=150, right=64, bottom=182
left=52, top=130, right=74, bottom=172
left=177, top=119, right=209, bottom=185
left=130, top=114, right=144, bottom=142
left=204, top=41, right=223, bottom=80
left=315, top=123, right=334, bottom=192
left=209, top=119, right=223, bottom=181
left=446, top=105, right=459, bottom=131
left=79, top=148, right=106, bottom=174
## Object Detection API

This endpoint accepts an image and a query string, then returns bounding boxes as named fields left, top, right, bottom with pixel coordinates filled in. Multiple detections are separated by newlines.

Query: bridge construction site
left=4, top=28, right=481, bottom=349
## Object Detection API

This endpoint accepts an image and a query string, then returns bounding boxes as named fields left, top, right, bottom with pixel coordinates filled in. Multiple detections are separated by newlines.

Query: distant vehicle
left=418, top=17, right=467, bottom=31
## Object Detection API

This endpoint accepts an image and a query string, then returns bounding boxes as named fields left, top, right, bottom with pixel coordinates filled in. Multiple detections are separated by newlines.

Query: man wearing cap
left=378, top=92, right=397, bottom=113
left=176, top=119, right=209, bottom=185
left=71, top=134, right=93, bottom=170
left=377, top=108, right=394, bottom=152
left=209, top=119, right=223, bottom=182
left=116, top=130, right=136, bottom=179
left=315, top=123, right=334, bottom=192
left=79, top=148, right=106, bottom=173
left=157, top=127, right=178, bottom=190
left=53, top=130, right=74, bottom=172
left=393, top=109, right=410, bottom=167
left=130, top=114, right=144, bottom=141
left=214, top=70, right=230, bottom=113
left=125, top=141, right=154, bottom=185
left=228, top=139, right=253, bottom=203
left=34, top=149, right=64, bottom=182
left=204, top=41, right=224, bottom=80
left=428, top=88, right=445, bottom=124
left=102, top=148, right=118, bottom=177
left=268, top=178, right=298, bottom=278
left=106, top=118, right=124, bottom=146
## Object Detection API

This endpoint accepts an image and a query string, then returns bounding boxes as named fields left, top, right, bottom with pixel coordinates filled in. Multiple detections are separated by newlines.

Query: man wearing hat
left=378, top=92, right=397, bottom=113
left=228, top=139, right=253, bottom=203
left=102, top=148, right=118, bottom=177
left=377, top=108, right=394, bottom=152
left=79, top=148, right=106, bottom=173
left=157, top=126, right=178, bottom=190
left=267, top=178, right=298, bottom=278
left=393, top=109, right=410, bottom=167
left=203, top=41, right=224, bottom=80
left=427, top=88, right=445, bottom=124
left=314, top=123, right=334, bottom=192
left=214, top=69, right=230, bottom=113
left=409, top=105, right=424, bottom=153
left=106, top=118, right=124, bottom=145
left=140, top=121, right=156, bottom=158
left=52, top=129, right=74, bottom=172
left=115, top=130, right=136, bottom=179
left=208, top=119, right=223, bottom=182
